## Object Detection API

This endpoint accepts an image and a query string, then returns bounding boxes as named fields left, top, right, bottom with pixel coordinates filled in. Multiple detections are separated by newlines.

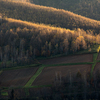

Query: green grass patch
left=37, top=53, right=68, bottom=60
left=91, top=44, right=100, bottom=52
left=0, top=70, right=3, bottom=75
left=93, top=53, right=98, bottom=62
left=23, top=62, right=93, bottom=86
left=24, top=85, right=52, bottom=89
left=91, top=62, right=96, bottom=77
left=45, top=62, right=93, bottom=67
left=2, top=64, right=41, bottom=71
left=1, top=91, right=8, bottom=96
left=90, top=52, right=98, bottom=77
left=76, top=44, right=100, bottom=54
left=0, top=85, right=52, bottom=91
left=24, top=88, right=29, bottom=96
left=24, top=65, right=45, bottom=87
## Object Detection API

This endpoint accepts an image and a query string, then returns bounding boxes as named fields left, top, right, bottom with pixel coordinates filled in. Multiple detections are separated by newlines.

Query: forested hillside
left=0, top=0, right=100, bottom=68
left=31, top=0, right=100, bottom=21
left=0, top=0, right=100, bottom=34
left=0, top=17, right=100, bottom=68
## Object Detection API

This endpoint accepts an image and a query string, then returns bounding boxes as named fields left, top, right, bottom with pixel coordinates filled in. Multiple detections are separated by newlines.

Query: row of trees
left=30, top=0, right=100, bottom=21
left=0, top=0, right=100, bottom=34
left=0, top=18, right=100, bottom=67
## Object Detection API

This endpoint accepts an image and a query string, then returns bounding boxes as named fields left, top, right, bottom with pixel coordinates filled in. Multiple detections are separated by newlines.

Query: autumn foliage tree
left=0, top=17, right=99, bottom=68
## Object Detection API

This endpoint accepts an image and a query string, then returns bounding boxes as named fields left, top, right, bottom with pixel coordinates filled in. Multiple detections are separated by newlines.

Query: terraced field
left=0, top=53, right=97, bottom=88
left=0, top=52, right=100, bottom=98
left=0, top=67, right=38, bottom=87
left=32, top=64, right=92, bottom=86
left=39, top=54, right=93, bottom=65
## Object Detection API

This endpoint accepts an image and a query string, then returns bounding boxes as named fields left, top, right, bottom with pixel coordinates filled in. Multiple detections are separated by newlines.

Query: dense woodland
left=0, top=18, right=100, bottom=68
left=1, top=1, right=100, bottom=99
left=31, top=0, right=100, bottom=21
left=0, top=0, right=100, bottom=34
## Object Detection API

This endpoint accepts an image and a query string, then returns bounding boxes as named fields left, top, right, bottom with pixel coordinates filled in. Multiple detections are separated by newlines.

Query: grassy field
left=0, top=52, right=98, bottom=88
left=24, top=65, right=45, bottom=87
left=32, top=64, right=92, bottom=86
left=0, top=67, right=39, bottom=87
left=3, top=64, right=41, bottom=71
left=90, top=53, right=99, bottom=77
left=1, top=91, right=8, bottom=96
left=30, top=52, right=99, bottom=86
left=0, top=48, right=100, bottom=98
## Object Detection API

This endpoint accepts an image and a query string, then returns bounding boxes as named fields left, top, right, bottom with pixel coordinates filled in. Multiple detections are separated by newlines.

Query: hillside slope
left=31, top=0, right=100, bottom=21
left=0, top=0, right=100, bottom=33
left=0, top=17, right=100, bottom=68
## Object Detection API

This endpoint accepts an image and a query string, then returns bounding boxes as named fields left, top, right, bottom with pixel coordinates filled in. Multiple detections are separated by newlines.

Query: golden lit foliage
left=0, top=0, right=100, bottom=33
left=97, top=46, right=100, bottom=53
left=0, top=17, right=100, bottom=60
left=5, top=18, right=73, bottom=34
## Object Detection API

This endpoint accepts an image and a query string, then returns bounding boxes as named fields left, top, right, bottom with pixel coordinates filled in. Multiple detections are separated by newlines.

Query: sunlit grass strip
left=1, top=91, right=8, bottom=96
left=91, top=62, right=96, bottom=77
left=93, top=53, right=98, bottom=62
left=90, top=53, right=98, bottom=77
left=24, top=65, right=45, bottom=87
left=2, top=64, right=41, bottom=71
left=6, top=18, right=73, bottom=32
